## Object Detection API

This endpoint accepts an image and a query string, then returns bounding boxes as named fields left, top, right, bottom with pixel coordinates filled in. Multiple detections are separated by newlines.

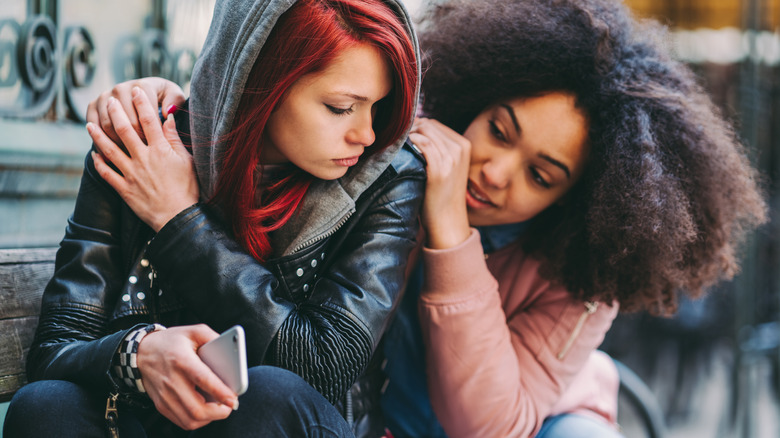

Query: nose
left=347, top=110, right=376, bottom=147
left=480, top=153, right=516, bottom=189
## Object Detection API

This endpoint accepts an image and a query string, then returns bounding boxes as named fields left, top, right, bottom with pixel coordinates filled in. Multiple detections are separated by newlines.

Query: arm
left=418, top=231, right=618, bottom=438
left=26, top=152, right=236, bottom=430
left=26, top=149, right=132, bottom=391
left=145, top=153, right=425, bottom=403
left=88, top=79, right=425, bottom=403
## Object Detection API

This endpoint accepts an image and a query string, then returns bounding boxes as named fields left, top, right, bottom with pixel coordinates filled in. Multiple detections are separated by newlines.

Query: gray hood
left=188, top=0, right=421, bottom=256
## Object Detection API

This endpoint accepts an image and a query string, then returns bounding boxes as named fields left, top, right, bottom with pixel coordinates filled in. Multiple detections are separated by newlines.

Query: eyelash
left=488, top=120, right=507, bottom=142
left=325, top=104, right=353, bottom=116
left=530, top=168, right=551, bottom=189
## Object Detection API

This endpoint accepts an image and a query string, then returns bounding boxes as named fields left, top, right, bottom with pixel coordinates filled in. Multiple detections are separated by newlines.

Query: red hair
left=210, top=0, right=418, bottom=262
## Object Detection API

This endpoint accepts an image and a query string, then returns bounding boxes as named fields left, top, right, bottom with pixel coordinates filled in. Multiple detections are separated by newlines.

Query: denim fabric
left=536, top=413, right=624, bottom=438
left=381, top=262, right=447, bottom=438
left=4, top=366, right=352, bottom=438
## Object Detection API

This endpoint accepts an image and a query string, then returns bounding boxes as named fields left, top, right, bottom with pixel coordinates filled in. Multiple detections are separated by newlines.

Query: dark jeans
left=4, top=366, right=353, bottom=437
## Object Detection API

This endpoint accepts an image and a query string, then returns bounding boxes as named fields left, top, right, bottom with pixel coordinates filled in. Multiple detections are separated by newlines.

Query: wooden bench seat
left=0, top=247, right=57, bottom=403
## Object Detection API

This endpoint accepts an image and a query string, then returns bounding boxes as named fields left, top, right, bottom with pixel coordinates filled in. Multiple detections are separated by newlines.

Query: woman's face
left=262, top=43, right=393, bottom=180
left=463, top=92, right=590, bottom=226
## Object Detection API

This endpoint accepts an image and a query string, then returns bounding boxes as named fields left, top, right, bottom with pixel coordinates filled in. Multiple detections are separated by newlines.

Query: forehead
left=297, top=43, right=392, bottom=97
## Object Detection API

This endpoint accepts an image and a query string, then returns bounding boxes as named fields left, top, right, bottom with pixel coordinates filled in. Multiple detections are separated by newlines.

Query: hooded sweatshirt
left=189, top=0, right=421, bottom=257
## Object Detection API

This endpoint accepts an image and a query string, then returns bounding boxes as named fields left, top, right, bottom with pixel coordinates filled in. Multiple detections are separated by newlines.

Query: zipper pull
left=557, top=301, right=599, bottom=360
left=105, top=392, right=120, bottom=438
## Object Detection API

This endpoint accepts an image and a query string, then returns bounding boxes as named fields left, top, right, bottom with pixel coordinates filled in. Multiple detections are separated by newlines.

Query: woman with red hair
left=4, top=0, right=421, bottom=436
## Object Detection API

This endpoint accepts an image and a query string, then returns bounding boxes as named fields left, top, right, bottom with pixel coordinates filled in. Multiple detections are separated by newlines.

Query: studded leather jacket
left=26, top=110, right=425, bottom=436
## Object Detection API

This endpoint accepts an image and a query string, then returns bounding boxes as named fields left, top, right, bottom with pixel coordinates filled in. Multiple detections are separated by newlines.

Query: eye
left=325, top=104, right=354, bottom=116
left=488, top=120, right=507, bottom=142
left=530, top=167, right=551, bottom=189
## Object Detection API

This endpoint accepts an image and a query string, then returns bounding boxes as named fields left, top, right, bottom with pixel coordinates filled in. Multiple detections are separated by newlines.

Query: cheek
left=505, top=190, right=551, bottom=222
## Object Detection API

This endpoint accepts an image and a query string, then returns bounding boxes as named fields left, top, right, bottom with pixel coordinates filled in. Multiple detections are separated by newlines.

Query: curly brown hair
left=417, top=0, right=768, bottom=315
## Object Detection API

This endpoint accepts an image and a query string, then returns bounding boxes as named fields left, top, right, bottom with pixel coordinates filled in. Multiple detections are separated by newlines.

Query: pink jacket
left=419, top=229, right=620, bottom=438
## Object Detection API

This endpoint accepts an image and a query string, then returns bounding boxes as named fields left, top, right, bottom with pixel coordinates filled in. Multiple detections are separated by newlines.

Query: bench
left=0, top=247, right=57, bottom=403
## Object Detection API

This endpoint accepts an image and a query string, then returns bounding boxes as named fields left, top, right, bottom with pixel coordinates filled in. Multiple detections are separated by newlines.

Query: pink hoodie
left=419, top=229, right=620, bottom=438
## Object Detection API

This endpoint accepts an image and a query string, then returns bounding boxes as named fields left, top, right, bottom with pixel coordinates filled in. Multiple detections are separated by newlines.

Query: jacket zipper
left=105, top=391, right=120, bottom=438
left=557, top=301, right=599, bottom=360
left=290, top=211, right=354, bottom=254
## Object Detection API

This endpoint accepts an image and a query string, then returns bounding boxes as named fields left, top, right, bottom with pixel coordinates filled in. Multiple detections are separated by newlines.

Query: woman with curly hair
left=83, top=0, right=767, bottom=436
left=381, top=0, right=767, bottom=437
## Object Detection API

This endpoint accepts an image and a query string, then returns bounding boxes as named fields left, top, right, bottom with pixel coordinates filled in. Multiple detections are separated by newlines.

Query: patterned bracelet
left=114, top=323, right=166, bottom=393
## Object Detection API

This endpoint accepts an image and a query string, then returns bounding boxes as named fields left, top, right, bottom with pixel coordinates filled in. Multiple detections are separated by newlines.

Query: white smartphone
left=197, top=325, right=249, bottom=398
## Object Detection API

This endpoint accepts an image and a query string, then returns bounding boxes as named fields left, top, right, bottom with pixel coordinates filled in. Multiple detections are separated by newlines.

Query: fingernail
left=132, top=86, right=141, bottom=97
left=166, top=104, right=177, bottom=116
left=232, top=399, right=239, bottom=411
left=86, top=122, right=94, bottom=133
left=107, top=96, right=116, bottom=106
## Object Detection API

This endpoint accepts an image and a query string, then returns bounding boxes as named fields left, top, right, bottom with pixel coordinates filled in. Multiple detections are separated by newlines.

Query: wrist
left=113, top=324, right=167, bottom=393
left=424, top=220, right=471, bottom=250
left=151, top=202, right=198, bottom=232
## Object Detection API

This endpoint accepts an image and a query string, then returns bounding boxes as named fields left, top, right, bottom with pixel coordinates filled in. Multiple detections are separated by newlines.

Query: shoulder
left=389, top=139, right=426, bottom=177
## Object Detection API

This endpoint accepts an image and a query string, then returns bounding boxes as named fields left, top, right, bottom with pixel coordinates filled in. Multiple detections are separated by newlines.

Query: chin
left=311, top=167, right=349, bottom=181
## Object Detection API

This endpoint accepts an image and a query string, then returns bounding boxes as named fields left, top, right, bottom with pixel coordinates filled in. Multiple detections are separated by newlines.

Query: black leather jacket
left=27, top=114, right=425, bottom=435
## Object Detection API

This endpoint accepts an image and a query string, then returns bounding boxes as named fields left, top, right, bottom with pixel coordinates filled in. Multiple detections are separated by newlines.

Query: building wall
left=0, top=0, right=212, bottom=248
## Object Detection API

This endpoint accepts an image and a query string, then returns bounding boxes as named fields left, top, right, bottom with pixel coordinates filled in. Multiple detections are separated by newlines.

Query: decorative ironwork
left=1, top=9, right=197, bottom=122
left=63, top=26, right=96, bottom=119
left=0, top=19, right=20, bottom=88
left=0, top=15, right=60, bottom=118
left=17, top=15, right=56, bottom=93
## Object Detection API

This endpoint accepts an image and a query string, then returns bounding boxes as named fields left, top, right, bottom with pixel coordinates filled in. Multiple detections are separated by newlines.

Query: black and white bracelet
left=113, top=323, right=166, bottom=393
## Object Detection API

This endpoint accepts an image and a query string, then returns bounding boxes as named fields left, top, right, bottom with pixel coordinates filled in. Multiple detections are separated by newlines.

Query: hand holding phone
left=197, top=325, right=249, bottom=399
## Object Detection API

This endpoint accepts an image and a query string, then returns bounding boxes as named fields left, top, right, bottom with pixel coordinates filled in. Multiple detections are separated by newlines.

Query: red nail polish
left=166, top=104, right=177, bottom=116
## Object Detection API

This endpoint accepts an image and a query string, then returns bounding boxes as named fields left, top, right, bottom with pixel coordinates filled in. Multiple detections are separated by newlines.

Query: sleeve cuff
left=420, top=228, right=497, bottom=303
left=111, top=324, right=167, bottom=393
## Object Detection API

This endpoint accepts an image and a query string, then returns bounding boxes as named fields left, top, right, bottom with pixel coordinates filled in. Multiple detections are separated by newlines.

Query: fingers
left=86, top=77, right=186, bottom=145
left=130, top=87, right=168, bottom=150
left=159, top=79, right=186, bottom=118
left=189, top=356, right=239, bottom=409
left=409, top=118, right=471, bottom=180
left=137, top=325, right=235, bottom=430
left=104, top=93, right=160, bottom=160
left=90, top=149, right=128, bottom=196
left=86, top=89, right=124, bottom=144
left=163, top=115, right=187, bottom=154
left=87, top=122, right=132, bottom=183
left=152, top=367, right=233, bottom=430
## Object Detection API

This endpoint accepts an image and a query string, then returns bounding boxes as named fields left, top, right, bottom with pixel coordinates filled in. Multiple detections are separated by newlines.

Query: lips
left=466, top=180, right=496, bottom=207
left=333, top=156, right=360, bottom=167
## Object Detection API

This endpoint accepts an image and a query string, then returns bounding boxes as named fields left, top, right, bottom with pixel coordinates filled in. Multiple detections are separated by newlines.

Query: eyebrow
left=330, top=92, right=369, bottom=102
left=499, top=104, right=521, bottom=133
left=539, top=153, right=571, bottom=179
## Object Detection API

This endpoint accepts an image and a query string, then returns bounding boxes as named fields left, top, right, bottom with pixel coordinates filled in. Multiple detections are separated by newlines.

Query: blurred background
left=0, top=0, right=778, bottom=436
